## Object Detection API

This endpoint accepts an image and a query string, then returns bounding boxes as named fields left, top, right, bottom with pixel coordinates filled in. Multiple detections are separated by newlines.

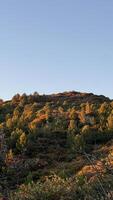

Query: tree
left=98, top=102, right=109, bottom=130
left=98, top=102, right=108, bottom=114
left=69, top=107, right=77, bottom=119
left=19, top=93, right=27, bottom=106
left=58, top=107, right=64, bottom=115
left=85, top=102, right=92, bottom=114
left=63, top=100, right=67, bottom=106
left=10, top=128, right=26, bottom=150
left=68, top=120, right=77, bottom=132
left=5, top=149, right=13, bottom=165
left=19, top=132, right=27, bottom=147
left=110, top=101, right=113, bottom=108
left=82, top=125, right=90, bottom=133
left=107, top=113, right=113, bottom=129
left=16, top=131, right=27, bottom=152
left=6, top=118, right=13, bottom=130
left=12, top=94, right=20, bottom=104
left=44, top=103, right=52, bottom=122
left=79, top=110, right=85, bottom=123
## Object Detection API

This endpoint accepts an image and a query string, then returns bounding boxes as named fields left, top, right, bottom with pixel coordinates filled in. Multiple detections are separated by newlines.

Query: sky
left=0, top=0, right=113, bottom=100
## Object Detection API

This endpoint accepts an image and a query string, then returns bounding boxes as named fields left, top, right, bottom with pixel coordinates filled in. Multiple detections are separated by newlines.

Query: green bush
left=9, top=174, right=113, bottom=200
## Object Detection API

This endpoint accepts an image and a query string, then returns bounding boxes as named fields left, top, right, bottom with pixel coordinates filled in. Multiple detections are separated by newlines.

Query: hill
left=0, top=91, right=113, bottom=200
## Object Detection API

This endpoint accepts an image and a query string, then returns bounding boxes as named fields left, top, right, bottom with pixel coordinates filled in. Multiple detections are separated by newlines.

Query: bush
left=9, top=173, right=113, bottom=200
left=82, top=130, right=113, bottom=145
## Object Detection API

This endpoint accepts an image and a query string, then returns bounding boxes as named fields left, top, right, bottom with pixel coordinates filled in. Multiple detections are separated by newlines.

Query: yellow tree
left=19, top=132, right=27, bottom=147
left=6, top=118, right=13, bottom=130
left=16, top=130, right=27, bottom=151
left=5, top=149, right=13, bottom=165
left=68, top=120, right=77, bottom=132
left=69, top=107, right=77, bottom=119
left=98, top=102, right=108, bottom=114
left=85, top=102, right=92, bottom=114
left=107, top=113, right=113, bottom=129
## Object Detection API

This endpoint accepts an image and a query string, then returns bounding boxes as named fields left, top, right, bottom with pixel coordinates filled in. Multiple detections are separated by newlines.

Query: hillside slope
left=0, top=91, right=113, bottom=199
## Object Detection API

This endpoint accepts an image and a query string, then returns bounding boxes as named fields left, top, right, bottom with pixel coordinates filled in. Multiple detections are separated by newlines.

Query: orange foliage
left=33, top=114, right=47, bottom=123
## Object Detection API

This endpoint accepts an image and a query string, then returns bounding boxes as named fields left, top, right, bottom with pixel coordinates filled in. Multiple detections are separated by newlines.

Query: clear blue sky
left=0, top=0, right=113, bottom=100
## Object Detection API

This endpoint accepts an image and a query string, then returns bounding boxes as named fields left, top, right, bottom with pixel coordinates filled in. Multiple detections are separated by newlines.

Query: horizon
left=1, top=89, right=112, bottom=102
left=0, top=0, right=113, bottom=100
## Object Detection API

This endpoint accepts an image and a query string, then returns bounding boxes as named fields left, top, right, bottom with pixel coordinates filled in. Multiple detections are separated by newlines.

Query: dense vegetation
left=0, top=91, right=113, bottom=199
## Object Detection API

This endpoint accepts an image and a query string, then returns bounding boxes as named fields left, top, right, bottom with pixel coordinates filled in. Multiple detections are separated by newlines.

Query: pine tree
left=85, top=102, right=92, bottom=114
left=5, top=149, right=13, bottom=165
left=107, top=114, right=113, bottom=129
left=68, top=120, right=76, bottom=132
left=19, top=132, right=26, bottom=147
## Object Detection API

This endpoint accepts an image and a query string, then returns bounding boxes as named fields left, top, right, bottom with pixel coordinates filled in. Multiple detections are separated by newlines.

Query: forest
left=0, top=91, right=113, bottom=200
